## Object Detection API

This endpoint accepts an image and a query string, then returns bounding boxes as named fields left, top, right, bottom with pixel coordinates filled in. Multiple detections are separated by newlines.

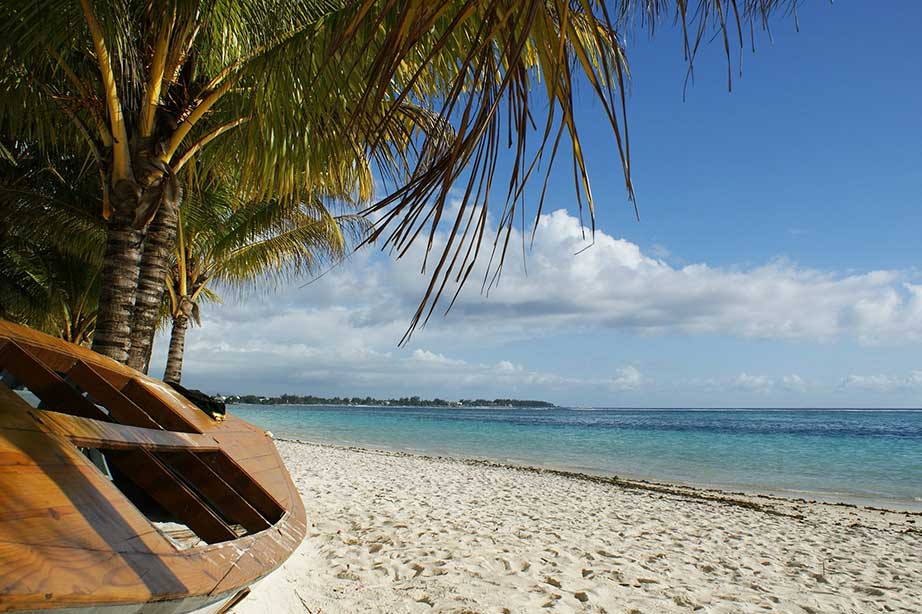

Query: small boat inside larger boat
left=0, top=320, right=305, bottom=613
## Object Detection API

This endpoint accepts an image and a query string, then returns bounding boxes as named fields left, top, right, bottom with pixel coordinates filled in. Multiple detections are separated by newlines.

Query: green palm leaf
left=0, top=0, right=802, bottom=348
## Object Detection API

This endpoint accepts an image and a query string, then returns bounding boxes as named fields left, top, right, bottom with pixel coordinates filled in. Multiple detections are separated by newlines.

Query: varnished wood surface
left=31, top=410, right=219, bottom=452
left=0, top=337, right=246, bottom=546
left=0, top=320, right=306, bottom=612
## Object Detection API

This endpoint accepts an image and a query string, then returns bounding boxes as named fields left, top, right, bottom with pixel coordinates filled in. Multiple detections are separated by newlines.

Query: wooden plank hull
left=17, top=587, right=247, bottom=614
left=0, top=320, right=306, bottom=613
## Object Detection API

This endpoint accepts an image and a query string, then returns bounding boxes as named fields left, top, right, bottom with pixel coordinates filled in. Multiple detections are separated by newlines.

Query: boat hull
left=0, top=320, right=306, bottom=613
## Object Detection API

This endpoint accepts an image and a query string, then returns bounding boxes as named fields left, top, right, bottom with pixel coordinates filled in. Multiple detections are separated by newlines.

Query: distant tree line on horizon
left=223, top=394, right=555, bottom=409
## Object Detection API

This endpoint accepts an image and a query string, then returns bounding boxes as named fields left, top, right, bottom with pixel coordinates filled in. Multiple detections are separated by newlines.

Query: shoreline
left=229, top=403, right=558, bottom=410
left=275, top=437, right=922, bottom=514
left=238, top=438, right=921, bottom=614
left=234, top=403, right=922, bottom=410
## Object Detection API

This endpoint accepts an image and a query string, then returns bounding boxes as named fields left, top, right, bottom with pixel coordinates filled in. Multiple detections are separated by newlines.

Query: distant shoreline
left=229, top=402, right=558, bottom=410
left=222, top=397, right=557, bottom=409
left=226, top=401, right=922, bottom=411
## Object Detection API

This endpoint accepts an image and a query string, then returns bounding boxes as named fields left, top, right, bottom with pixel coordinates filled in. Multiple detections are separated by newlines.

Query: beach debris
left=295, top=590, right=318, bottom=613
left=542, top=594, right=562, bottom=608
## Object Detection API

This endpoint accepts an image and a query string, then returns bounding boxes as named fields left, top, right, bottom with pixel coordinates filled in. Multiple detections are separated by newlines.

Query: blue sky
left=154, top=3, right=922, bottom=407
left=573, top=1, right=922, bottom=272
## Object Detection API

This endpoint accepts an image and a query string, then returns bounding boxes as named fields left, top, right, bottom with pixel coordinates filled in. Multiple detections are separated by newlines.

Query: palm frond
left=210, top=207, right=347, bottom=287
left=0, top=0, right=802, bottom=344
left=0, top=144, right=105, bottom=339
left=325, top=0, right=799, bottom=340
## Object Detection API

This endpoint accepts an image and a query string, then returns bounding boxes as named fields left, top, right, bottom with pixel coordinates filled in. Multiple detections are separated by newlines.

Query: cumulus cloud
left=842, top=371, right=922, bottom=392
left=153, top=208, right=922, bottom=400
left=211, top=208, right=922, bottom=346
left=411, top=349, right=462, bottom=366
left=696, top=373, right=806, bottom=394
left=610, top=366, right=644, bottom=390
left=648, top=244, right=672, bottom=259
left=451, top=210, right=922, bottom=344
left=779, top=374, right=807, bottom=392
left=733, top=373, right=774, bottom=393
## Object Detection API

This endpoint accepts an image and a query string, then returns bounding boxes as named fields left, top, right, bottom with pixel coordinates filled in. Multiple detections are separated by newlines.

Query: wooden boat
left=0, top=319, right=306, bottom=613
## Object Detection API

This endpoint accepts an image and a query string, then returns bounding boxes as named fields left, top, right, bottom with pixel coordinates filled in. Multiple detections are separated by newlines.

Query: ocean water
left=230, top=405, right=922, bottom=510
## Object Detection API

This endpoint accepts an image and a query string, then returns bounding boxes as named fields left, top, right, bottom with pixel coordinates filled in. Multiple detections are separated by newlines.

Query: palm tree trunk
left=126, top=196, right=180, bottom=372
left=163, top=314, right=188, bottom=384
left=90, top=213, right=142, bottom=363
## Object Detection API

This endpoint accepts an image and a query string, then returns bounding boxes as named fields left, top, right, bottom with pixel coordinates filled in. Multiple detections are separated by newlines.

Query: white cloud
left=151, top=208, right=922, bottom=401
left=779, top=374, right=807, bottom=392
left=648, top=244, right=672, bottom=259
left=454, top=210, right=922, bottom=344
left=733, top=373, right=774, bottom=393
left=213, top=208, right=922, bottom=347
left=698, top=373, right=807, bottom=394
left=411, top=349, right=462, bottom=365
left=842, top=371, right=922, bottom=392
left=610, top=366, right=644, bottom=390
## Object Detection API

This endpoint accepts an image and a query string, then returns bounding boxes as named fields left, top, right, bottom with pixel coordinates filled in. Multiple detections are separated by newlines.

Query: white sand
left=237, top=440, right=921, bottom=614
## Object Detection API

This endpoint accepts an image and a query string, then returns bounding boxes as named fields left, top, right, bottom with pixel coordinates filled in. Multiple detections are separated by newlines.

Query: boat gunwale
left=0, top=319, right=306, bottom=611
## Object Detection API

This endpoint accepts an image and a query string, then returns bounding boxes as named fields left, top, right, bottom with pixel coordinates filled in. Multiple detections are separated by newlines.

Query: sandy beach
left=237, top=439, right=921, bottom=614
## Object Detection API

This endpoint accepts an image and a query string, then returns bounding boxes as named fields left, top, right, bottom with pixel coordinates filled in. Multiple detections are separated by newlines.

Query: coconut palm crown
left=161, top=181, right=365, bottom=384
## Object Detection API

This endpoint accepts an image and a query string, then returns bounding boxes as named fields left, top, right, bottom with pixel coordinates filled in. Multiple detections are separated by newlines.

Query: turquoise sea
left=231, top=405, right=922, bottom=510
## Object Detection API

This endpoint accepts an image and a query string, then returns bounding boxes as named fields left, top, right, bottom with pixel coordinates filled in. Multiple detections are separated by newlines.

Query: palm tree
left=0, top=146, right=106, bottom=343
left=161, top=183, right=364, bottom=384
left=0, top=0, right=433, bottom=366
left=0, top=1, right=800, bottom=362
left=0, top=244, right=102, bottom=345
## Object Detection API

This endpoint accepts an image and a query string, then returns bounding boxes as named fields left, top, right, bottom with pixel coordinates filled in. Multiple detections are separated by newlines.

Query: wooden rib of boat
left=0, top=319, right=306, bottom=613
